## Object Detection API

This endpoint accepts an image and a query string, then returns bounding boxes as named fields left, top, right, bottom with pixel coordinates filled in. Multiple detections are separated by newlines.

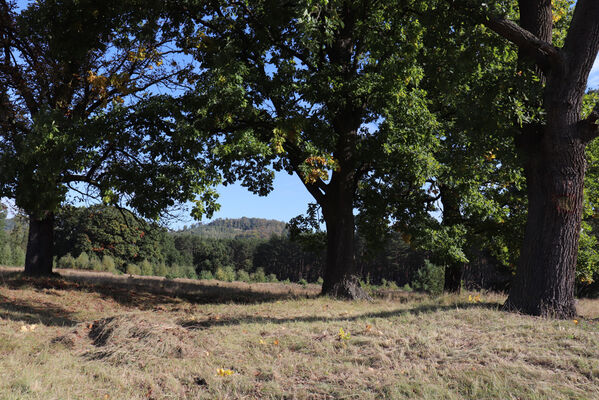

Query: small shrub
left=166, top=264, right=194, bottom=279
left=199, top=270, right=214, bottom=280
left=165, top=272, right=176, bottom=280
left=402, top=283, right=412, bottom=292
left=359, top=275, right=375, bottom=292
left=154, top=263, right=167, bottom=277
left=267, top=273, right=278, bottom=283
left=215, top=265, right=236, bottom=282
left=237, top=270, right=250, bottom=282
left=57, top=254, right=76, bottom=270
left=126, top=263, right=141, bottom=275
left=412, top=260, right=445, bottom=296
left=165, top=264, right=181, bottom=279
left=381, top=279, right=399, bottom=290
left=316, top=277, right=324, bottom=285
left=250, top=267, right=267, bottom=283
left=89, top=256, right=103, bottom=272
left=74, top=252, right=90, bottom=270
left=182, top=265, right=198, bottom=280
left=101, top=255, right=117, bottom=274
left=299, top=278, right=308, bottom=287
left=139, top=260, right=153, bottom=276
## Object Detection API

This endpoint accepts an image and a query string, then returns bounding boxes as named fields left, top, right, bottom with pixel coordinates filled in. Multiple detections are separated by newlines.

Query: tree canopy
left=0, top=0, right=221, bottom=274
left=175, top=0, right=440, bottom=297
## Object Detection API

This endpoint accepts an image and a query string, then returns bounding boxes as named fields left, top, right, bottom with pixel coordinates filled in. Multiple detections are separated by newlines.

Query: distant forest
left=0, top=204, right=518, bottom=294
left=180, top=218, right=287, bottom=239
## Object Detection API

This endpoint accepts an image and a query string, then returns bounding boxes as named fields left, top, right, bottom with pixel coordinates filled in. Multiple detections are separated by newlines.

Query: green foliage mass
left=54, top=205, right=167, bottom=268
left=0, top=0, right=221, bottom=235
left=0, top=209, right=27, bottom=267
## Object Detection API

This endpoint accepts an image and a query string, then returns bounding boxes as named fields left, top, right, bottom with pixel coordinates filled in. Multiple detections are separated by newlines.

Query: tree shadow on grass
left=0, top=269, right=319, bottom=310
left=0, top=268, right=501, bottom=327
left=0, top=296, right=78, bottom=327
left=178, top=301, right=503, bottom=330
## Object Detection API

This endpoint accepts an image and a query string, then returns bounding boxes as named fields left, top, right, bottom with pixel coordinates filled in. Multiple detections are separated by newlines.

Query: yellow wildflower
left=216, top=368, right=234, bottom=377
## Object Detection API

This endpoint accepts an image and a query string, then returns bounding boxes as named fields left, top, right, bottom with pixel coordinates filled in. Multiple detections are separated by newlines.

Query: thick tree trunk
left=320, top=179, right=370, bottom=300
left=505, top=0, right=580, bottom=317
left=505, top=93, right=585, bottom=318
left=444, top=263, right=463, bottom=293
left=479, top=0, right=599, bottom=318
left=24, top=213, right=55, bottom=276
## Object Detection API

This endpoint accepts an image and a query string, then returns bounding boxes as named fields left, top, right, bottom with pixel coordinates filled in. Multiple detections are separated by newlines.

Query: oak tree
left=468, top=0, right=599, bottom=317
left=176, top=0, right=439, bottom=298
left=0, top=0, right=220, bottom=275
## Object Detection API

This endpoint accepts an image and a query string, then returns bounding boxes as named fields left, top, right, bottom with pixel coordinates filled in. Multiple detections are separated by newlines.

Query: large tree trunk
left=500, top=0, right=599, bottom=318
left=320, top=177, right=370, bottom=300
left=505, top=96, right=586, bottom=318
left=24, top=213, right=55, bottom=276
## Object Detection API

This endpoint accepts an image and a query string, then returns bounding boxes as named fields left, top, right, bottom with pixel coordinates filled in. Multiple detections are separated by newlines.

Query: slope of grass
left=1, top=268, right=598, bottom=399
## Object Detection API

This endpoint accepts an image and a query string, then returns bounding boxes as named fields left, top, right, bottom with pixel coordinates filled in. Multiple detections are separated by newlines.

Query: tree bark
left=505, top=74, right=587, bottom=317
left=24, top=213, right=55, bottom=276
left=477, top=0, right=599, bottom=318
left=320, top=175, right=370, bottom=300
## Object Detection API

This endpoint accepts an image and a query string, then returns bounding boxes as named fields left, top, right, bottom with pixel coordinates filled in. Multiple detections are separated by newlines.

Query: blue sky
left=589, top=56, right=599, bottom=89
left=174, top=173, right=313, bottom=228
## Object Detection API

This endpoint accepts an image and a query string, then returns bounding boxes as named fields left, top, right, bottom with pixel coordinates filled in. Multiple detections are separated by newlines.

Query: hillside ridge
left=177, top=217, right=287, bottom=239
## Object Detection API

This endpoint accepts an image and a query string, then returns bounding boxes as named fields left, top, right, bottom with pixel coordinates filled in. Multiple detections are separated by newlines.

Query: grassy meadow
left=1, top=267, right=598, bottom=399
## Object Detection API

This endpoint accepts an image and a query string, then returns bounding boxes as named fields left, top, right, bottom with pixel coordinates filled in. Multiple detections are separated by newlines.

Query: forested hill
left=177, top=217, right=287, bottom=239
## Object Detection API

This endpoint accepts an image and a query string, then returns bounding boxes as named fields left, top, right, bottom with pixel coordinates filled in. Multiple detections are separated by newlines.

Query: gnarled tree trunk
left=24, top=213, right=55, bottom=276
left=482, top=0, right=599, bottom=318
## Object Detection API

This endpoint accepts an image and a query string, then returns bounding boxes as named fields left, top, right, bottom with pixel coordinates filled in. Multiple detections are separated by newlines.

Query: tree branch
left=482, top=15, right=562, bottom=72
left=561, top=0, right=599, bottom=86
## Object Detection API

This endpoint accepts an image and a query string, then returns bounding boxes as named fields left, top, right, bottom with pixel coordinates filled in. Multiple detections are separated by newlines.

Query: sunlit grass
left=1, top=268, right=598, bottom=399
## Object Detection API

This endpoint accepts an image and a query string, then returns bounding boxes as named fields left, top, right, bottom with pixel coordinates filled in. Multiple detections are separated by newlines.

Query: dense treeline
left=3, top=204, right=597, bottom=295
left=1, top=204, right=516, bottom=292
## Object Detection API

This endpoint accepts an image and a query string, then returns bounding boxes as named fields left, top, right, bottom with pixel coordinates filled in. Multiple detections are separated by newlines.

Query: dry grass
left=1, top=267, right=599, bottom=399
